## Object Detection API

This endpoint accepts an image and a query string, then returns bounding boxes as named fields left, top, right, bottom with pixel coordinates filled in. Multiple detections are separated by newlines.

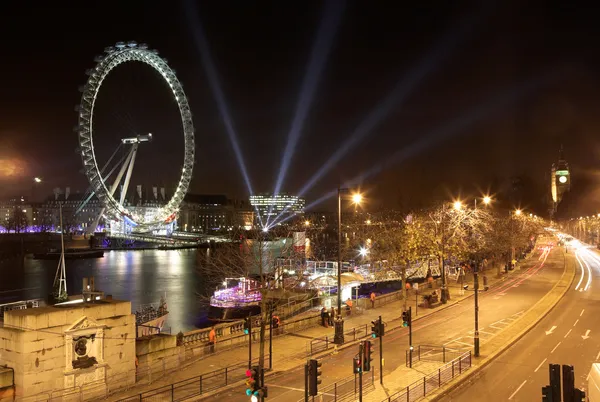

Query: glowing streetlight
left=304, top=220, right=310, bottom=227
left=453, top=201, right=463, bottom=211
left=352, top=193, right=363, bottom=204
left=482, top=196, right=491, bottom=205
left=33, top=177, right=42, bottom=183
left=366, top=219, right=371, bottom=225
left=515, top=209, right=522, bottom=216
left=359, top=247, right=369, bottom=257
left=262, top=227, right=269, bottom=233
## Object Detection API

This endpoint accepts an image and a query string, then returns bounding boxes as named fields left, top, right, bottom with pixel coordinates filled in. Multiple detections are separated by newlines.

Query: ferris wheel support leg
left=88, top=146, right=136, bottom=234
left=120, top=143, right=139, bottom=207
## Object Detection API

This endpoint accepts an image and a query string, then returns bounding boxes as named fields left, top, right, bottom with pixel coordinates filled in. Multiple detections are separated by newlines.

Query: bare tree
left=196, top=228, right=300, bottom=373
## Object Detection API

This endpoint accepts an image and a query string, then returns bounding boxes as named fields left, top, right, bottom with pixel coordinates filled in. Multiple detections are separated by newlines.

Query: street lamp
left=335, top=188, right=362, bottom=344
left=482, top=196, right=491, bottom=205
left=34, top=177, right=42, bottom=183
left=304, top=220, right=310, bottom=227
left=515, top=209, right=522, bottom=216
left=463, top=260, right=489, bottom=357
left=453, top=201, right=463, bottom=211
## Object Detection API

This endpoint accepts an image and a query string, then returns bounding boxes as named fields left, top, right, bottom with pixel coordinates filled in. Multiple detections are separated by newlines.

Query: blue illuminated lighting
left=183, top=0, right=264, bottom=229
left=268, top=0, right=345, bottom=227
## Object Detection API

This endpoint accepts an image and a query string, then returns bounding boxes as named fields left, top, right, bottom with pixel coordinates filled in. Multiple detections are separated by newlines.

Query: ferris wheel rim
left=76, top=43, right=195, bottom=226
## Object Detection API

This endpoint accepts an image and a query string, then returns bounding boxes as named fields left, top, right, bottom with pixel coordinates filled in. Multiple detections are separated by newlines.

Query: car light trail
left=183, top=0, right=264, bottom=227
left=267, top=0, right=345, bottom=227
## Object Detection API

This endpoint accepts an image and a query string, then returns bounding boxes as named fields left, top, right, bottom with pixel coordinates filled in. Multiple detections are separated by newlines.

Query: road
left=201, top=243, right=565, bottom=402
left=442, top=238, right=597, bottom=401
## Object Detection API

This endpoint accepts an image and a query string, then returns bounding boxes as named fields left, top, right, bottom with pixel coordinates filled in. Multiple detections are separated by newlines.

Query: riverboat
left=33, top=249, right=104, bottom=260
left=208, top=277, right=261, bottom=321
left=135, top=295, right=169, bottom=337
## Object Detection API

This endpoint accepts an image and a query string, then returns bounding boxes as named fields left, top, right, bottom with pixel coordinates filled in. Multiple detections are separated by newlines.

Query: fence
left=116, top=354, right=271, bottom=402
left=405, top=345, right=467, bottom=367
left=306, top=322, right=368, bottom=357
left=296, top=370, right=375, bottom=402
left=384, top=350, right=472, bottom=402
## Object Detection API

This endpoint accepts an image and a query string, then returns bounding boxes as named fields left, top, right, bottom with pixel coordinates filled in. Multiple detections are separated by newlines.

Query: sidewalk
left=106, top=260, right=524, bottom=401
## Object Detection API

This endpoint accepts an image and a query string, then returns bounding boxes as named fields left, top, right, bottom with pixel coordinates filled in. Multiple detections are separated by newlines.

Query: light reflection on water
left=4, top=249, right=209, bottom=333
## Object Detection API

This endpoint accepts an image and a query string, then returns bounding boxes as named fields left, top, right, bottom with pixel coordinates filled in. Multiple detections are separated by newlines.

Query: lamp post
left=440, top=200, right=463, bottom=304
left=334, top=187, right=362, bottom=345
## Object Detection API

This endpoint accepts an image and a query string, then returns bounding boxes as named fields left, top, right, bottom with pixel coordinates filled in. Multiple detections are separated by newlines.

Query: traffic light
left=371, top=320, right=380, bottom=338
left=244, top=317, right=250, bottom=335
left=363, top=340, right=374, bottom=372
left=353, top=356, right=361, bottom=374
left=308, top=359, right=322, bottom=396
left=378, top=318, right=385, bottom=336
left=542, top=385, right=553, bottom=402
left=562, top=365, right=574, bottom=402
left=245, top=366, right=259, bottom=396
left=402, top=310, right=411, bottom=327
left=549, top=364, right=561, bottom=402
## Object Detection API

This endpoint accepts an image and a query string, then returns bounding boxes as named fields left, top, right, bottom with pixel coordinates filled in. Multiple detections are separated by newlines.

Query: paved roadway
left=202, top=243, right=565, bottom=402
left=442, top=238, right=597, bottom=401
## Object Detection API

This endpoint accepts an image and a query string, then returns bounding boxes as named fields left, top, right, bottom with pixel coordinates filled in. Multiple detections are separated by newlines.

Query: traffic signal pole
left=379, top=315, right=383, bottom=385
left=358, top=342, right=363, bottom=402
left=409, top=306, right=413, bottom=368
left=304, top=363, right=309, bottom=402
left=474, top=265, right=480, bottom=357
left=248, top=314, right=252, bottom=369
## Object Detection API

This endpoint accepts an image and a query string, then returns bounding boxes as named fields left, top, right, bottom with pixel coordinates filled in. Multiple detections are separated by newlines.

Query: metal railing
left=306, top=323, right=368, bottom=357
left=116, top=355, right=271, bottom=402
left=385, top=350, right=472, bottom=402
left=296, top=370, right=375, bottom=402
left=405, top=345, right=467, bottom=367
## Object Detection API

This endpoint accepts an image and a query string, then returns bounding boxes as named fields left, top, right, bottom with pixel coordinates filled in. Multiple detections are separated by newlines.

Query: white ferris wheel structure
left=75, top=41, right=195, bottom=235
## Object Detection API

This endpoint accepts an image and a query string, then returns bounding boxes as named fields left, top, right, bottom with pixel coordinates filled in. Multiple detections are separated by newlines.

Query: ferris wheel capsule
left=127, top=41, right=138, bottom=47
left=115, top=42, right=126, bottom=49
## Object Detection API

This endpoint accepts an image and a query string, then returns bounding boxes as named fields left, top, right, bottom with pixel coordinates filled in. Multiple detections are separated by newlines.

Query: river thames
left=1, top=249, right=211, bottom=333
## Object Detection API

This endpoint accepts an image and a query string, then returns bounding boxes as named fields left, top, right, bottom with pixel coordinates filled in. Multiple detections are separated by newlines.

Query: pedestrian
left=272, top=314, right=281, bottom=335
left=321, top=307, right=327, bottom=327
left=370, top=292, right=376, bottom=309
left=345, top=298, right=353, bottom=316
left=208, top=326, right=217, bottom=354
left=329, top=306, right=335, bottom=326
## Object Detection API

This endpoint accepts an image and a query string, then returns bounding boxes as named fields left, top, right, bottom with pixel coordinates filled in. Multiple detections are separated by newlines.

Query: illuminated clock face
left=559, top=176, right=568, bottom=184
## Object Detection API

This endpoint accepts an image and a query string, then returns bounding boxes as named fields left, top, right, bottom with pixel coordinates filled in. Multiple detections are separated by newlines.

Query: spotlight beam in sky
left=274, top=73, right=549, bottom=224
left=268, top=10, right=483, bottom=227
left=271, top=0, right=345, bottom=200
left=294, top=9, right=480, bottom=196
left=182, top=0, right=264, bottom=227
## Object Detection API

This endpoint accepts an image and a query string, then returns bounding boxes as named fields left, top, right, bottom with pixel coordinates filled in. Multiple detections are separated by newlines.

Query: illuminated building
left=249, top=194, right=305, bottom=225
left=179, top=194, right=254, bottom=232
left=549, top=146, right=570, bottom=217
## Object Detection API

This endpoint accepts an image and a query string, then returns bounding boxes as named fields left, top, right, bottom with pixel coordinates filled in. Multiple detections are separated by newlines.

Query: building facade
left=549, top=146, right=570, bottom=218
left=249, top=194, right=305, bottom=225
left=178, top=194, right=254, bottom=232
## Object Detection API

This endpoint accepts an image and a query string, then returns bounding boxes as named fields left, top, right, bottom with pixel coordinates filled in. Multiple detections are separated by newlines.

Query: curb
left=425, top=250, right=575, bottom=401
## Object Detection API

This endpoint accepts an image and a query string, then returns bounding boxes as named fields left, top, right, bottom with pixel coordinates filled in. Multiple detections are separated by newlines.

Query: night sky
left=2, top=1, right=600, bottom=216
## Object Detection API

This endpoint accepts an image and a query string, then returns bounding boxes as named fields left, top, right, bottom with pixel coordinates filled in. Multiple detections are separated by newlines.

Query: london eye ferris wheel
left=75, top=41, right=195, bottom=234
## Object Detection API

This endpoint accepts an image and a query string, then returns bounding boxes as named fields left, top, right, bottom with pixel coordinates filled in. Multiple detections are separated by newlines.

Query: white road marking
left=575, top=252, right=585, bottom=291
left=545, top=326, right=557, bottom=335
left=509, top=380, right=527, bottom=400
left=596, top=351, right=600, bottom=360
left=564, top=329, right=572, bottom=338
left=581, top=309, right=585, bottom=317
left=551, top=342, right=561, bottom=353
left=573, top=319, right=579, bottom=327
left=534, top=358, right=547, bottom=373
left=582, top=330, right=591, bottom=340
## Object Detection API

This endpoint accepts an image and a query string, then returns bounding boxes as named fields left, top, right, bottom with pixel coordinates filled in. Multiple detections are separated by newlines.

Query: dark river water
left=0, top=249, right=213, bottom=333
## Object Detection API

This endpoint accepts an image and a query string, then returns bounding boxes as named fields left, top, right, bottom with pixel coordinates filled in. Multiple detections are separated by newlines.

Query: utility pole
left=334, top=186, right=344, bottom=344
left=269, top=304, right=273, bottom=370
left=379, top=315, right=383, bottom=385
left=474, top=262, right=480, bottom=357
left=248, top=313, right=252, bottom=369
